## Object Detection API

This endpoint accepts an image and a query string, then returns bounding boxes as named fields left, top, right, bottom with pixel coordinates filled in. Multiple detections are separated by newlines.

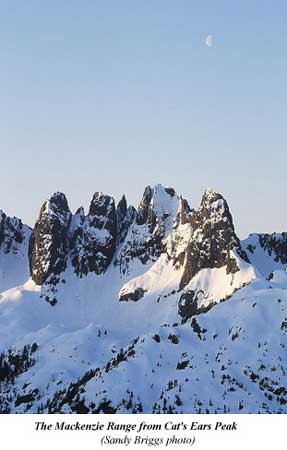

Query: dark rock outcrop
left=0, top=211, right=30, bottom=255
left=258, top=233, right=287, bottom=264
left=178, top=189, right=249, bottom=289
left=69, top=193, right=117, bottom=276
left=177, top=196, right=192, bottom=225
left=115, top=185, right=181, bottom=274
left=119, top=287, right=146, bottom=302
left=136, top=186, right=154, bottom=227
left=116, top=196, right=136, bottom=244
left=29, top=192, right=71, bottom=285
left=29, top=190, right=134, bottom=283
left=178, top=290, right=199, bottom=322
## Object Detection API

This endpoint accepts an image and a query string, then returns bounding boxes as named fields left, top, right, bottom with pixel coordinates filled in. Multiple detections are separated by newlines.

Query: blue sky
left=0, top=1, right=286, bottom=237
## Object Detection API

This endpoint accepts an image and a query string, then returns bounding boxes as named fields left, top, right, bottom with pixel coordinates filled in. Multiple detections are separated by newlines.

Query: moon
left=205, top=34, right=213, bottom=47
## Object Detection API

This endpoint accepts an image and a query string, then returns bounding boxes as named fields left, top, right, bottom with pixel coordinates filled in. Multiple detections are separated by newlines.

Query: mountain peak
left=202, top=186, right=217, bottom=197
left=178, top=190, right=246, bottom=289
left=117, top=195, right=127, bottom=217
left=200, top=188, right=226, bottom=209
left=136, top=184, right=178, bottom=226
left=153, top=184, right=176, bottom=197
left=75, top=206, right=85, bottom=216
left=136, top=186, right=154, bottom=226
left=29, top=193, right=71, bottom=286
left=48, top=192, right=69, bottom=210
left=69, top=192, right=117, bottom=277
left=89, top=192, right=115, bottom=217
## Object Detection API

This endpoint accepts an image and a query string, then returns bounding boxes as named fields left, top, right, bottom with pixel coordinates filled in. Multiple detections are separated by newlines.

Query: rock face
left=119, top=287, right=146, bottom=302
left=136, top=186, right=154, bottom=227
left=178, top=290, right=208, bottom=322
left=29, top=191, right=128, bottom=283
left=29, top=192, right=71, bottom=285
left=114, top=184, right=183, bottom=274
left=0, top=211, right=30, bottom=255
left=177, top=189, right=249, bottom=289
left=241, top=232, right=287, bottom=277
left=116, top=196, right=136, bottom=245
left=257, top=233, right=287, bottom=264
left=0, top=211, right=32, bottom=292
left=69, top=193, right=117, bottom=276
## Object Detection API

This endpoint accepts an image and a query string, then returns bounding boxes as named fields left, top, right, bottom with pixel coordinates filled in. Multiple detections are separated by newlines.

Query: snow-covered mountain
left=0, top=184, right=286, bottom=413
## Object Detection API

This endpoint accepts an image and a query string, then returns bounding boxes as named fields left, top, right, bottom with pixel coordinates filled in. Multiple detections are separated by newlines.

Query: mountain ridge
left=0, top=184, right=286, bottom=413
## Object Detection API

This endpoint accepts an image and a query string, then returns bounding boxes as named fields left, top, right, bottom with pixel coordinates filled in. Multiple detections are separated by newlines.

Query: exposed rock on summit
left=69, top=192, right=117, bottom=276
left=29, top=192, right=71, bottom=285
left=114, top=184, right=183, bottom=274
left=175, top=189, right=249, bottom=289
left=116, top=196, right=136, bottom=245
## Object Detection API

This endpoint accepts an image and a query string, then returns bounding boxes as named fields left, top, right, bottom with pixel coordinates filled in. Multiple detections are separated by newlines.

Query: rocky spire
left=116, top=196, right=136, bottom=244
left=69, top=192, right=117, bottom=276
left=177, top=196, right=192, bottom=225
left=117, top=195, right=127, bottom=223
left=136, top=186, right=154, bottom=226
left=136, top=184, right=180, bottom=232
left=178, top=189, right=249, bottom=289
left=29, top=192, right=71, bottom=285
left=114, top=184, right=181, bottom=274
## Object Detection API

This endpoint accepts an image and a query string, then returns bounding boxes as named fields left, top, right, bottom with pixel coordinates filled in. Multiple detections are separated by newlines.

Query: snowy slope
left=45, top=278, right=287, bottom=414
left=0, top=185, right=286, bottom=413
left=0, top=273, right=286, bottom=414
